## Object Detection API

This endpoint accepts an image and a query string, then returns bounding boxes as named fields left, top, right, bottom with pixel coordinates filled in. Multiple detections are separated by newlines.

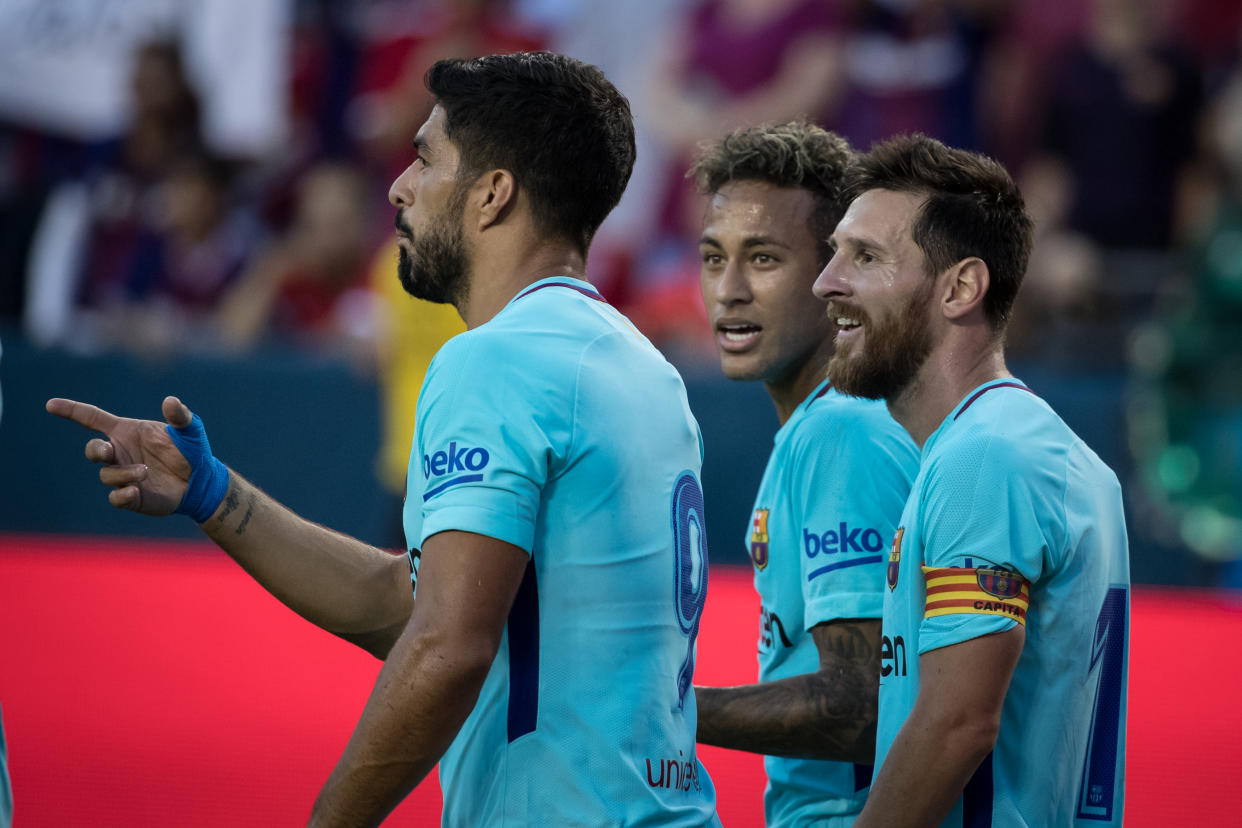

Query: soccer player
left=48, top=52, right=718, bottom=828
left=691, top=121, right=919, bottom=827
left=814, top=134, right=1130, bottom=827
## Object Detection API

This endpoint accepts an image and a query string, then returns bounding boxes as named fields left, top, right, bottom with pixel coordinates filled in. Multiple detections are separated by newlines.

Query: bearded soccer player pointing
left=814, top=134, right=1130, bottom=828
left=49, top=52, right=718, bottom=828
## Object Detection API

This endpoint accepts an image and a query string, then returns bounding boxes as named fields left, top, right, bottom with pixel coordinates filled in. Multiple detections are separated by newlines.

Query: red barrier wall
left=1, top=535, right=1239, bottom=826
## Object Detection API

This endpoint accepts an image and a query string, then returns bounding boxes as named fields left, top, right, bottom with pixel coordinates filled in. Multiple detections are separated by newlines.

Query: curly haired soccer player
left=691, top=121, right=919, bottom=827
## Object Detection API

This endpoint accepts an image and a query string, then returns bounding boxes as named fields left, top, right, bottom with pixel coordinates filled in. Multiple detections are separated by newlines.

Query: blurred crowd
left=2, top=0, right=1241, bottom=567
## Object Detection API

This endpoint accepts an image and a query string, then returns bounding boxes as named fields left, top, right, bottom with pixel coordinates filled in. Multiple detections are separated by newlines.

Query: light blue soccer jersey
left=747, top=380, right=918, bottom=827
left=404, top=277, right=719, bottom=828
left=876, top=379, right=1130, bottom=827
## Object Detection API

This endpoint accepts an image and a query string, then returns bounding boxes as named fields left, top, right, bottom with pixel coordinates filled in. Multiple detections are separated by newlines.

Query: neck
left=455, top=241, right=589, bottom=329
left=766, top=352, right=830, bottom=426
left=886, top=335, right=1010, bottom=447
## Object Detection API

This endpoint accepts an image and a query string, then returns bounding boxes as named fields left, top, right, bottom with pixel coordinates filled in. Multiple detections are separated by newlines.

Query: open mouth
left=718, top=322, right=761, bottom=344
left=826, top=302, right=865, bottom=340
left=715, top=322, right=760, bottom=352
left=835, top=316, right=862, bottom=332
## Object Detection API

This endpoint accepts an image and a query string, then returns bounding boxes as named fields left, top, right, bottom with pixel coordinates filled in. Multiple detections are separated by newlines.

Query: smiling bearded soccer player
left=692, top=122, right=919, bottom=827
left=49, top=52, right=718, bottom=828
left=814, top=134, right=1130, bottom=828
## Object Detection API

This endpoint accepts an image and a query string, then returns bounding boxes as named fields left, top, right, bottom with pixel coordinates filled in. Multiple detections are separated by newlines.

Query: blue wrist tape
left=166, top=414, right=230, bottom=523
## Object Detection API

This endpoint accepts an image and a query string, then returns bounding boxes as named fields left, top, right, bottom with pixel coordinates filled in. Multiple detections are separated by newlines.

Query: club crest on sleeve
left=750, top=508, right=770, bottom=570
left=978, top=567, right=1023, bottom=599
left=887, top=528, right=904, bottom=590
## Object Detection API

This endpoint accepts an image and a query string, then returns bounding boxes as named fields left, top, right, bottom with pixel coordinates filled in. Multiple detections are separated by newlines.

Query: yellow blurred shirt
left=370, top=239, right=466, bottom=493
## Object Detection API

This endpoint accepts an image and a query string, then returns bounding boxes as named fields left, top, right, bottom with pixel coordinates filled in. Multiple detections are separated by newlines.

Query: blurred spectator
left=976, top=0, right=1089, bottom=170
left=1035, top=0, right=1204, bottom=250
left=1128, top=50, right=1242, bottom=575
left=218, top=161, right=376, bottom=353
left=96, top=153, right=261, bottom=353
left=35, top=151, right=260, bottom=355
left=22, top=39, right=223, bottom=351
left=643, top=0, right=844, bottom=159
left=348, top=0, right=545, bottom=180
left=634, top=0, right=844, bottom=353
left=1014, top=0, right=1207, bottom=365
left=832, top=0, right=1002, bottom=154
left=117, top=40, right=205, bottom=182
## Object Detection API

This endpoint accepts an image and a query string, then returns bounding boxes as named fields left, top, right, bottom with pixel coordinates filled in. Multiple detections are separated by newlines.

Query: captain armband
left=921, top=566, right=1031, bottom=626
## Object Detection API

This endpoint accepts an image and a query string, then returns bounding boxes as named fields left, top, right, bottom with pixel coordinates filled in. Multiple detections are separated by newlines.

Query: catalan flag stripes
left=921, top=567, right=1031, bottom=627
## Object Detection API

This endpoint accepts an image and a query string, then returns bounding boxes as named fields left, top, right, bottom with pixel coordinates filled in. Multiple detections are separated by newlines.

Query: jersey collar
left=511, top=276, right=605, bottom=307
left=924, top=377, right=1034, bottom=454
left=774, top=377, right=833, bottom=441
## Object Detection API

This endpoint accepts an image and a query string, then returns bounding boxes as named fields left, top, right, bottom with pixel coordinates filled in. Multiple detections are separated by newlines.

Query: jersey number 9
left=671, top=471, right=709, bottom=710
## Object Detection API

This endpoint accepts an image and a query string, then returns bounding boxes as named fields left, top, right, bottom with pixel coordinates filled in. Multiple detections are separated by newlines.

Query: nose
left=813, top=253, right=847, bottom=301
left=388, top=163, right=417, bottom=208
left=711, top=259, right=753, bottom=307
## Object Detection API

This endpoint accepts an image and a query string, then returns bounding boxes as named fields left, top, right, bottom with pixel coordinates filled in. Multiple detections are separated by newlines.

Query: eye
left=700, top=251, right=724, bottom=267
left=856, top=250, right=876, bottom=265
left=753, top=253, right=776, bottom=266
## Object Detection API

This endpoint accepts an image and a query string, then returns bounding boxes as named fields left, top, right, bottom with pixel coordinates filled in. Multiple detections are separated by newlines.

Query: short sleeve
left=916, top=432, right=1063, bottom=654
left=412, top=330, right=569, bottom=554
left=796, top=403, right=916, bottom=630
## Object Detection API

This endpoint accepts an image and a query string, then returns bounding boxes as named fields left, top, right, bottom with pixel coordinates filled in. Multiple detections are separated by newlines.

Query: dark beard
left=827, top=280, right=934, bottom=401
left=396, top=191, right=468, bottom=306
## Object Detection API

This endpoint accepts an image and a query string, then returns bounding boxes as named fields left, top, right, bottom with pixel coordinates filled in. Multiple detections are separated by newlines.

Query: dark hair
left=847, top=134, right=1033, bottom=331
left=425, top=52, right=636, bottom=254
left=689, top=120, right=855, bottom=269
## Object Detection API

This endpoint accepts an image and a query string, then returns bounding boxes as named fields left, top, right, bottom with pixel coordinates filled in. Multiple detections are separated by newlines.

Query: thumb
left=162, top=396, right=193, bottom=429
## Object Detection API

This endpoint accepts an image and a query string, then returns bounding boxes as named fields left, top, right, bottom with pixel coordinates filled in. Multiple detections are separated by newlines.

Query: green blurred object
left=1131, top=195, right=1242, bottom=563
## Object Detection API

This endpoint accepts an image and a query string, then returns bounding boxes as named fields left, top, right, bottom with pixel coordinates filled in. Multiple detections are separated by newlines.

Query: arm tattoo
left=695, top=619, right=880, bottom=763
left=817, top=620, right=877, bottom=664
left=217, top=488, right=241, bottom=522
left=234, top=493, right=256, bottom=536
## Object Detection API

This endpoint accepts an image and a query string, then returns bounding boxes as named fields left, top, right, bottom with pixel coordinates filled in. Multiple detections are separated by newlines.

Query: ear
left=940, top=257, right=989, bottom=322
left=474, top=169, right=516, bottom=231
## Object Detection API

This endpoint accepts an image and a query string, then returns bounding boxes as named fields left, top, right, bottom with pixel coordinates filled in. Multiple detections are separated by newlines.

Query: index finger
left=46, top=398, right=122, bottom=434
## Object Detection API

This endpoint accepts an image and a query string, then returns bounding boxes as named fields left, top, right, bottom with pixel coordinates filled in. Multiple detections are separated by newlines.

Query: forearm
left=855, top=629, right=1023, bottom=827
left=308, top=625, right=493, bottom=828
left=854, top=710, right=994, bottom=828
left=201, top=471, right=412, bottom=656
left=695, top=668, right=876, bottom=764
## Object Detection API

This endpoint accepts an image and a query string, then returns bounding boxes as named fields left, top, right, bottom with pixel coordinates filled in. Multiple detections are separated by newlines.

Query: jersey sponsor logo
left=645, top=752, right=704, bottom=792
left=422, top=441, right=490, bottom=478
left=749, top=508, right=770, bottom=570
left=922, top=566, right=1031, bottom=626
left=803, top=523, right=884, bottom=557
left=758, top=605, right=793, bottom=651
left=880, top=633, right=907, bottom=677
left=420, top=441, right=490, bottom=501
left=887, top=528, right=904, bottom=590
